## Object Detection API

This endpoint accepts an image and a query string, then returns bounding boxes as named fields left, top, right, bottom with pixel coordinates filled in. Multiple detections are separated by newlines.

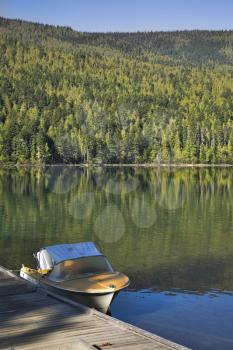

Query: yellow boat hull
left=20, top=266, right=129, bottom=313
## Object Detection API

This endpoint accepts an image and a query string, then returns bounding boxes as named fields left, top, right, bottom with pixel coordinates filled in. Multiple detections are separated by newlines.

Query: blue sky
left=1, top=0, right=232, bottom=32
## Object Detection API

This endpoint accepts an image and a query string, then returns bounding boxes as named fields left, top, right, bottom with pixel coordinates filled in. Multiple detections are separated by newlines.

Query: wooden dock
left=0, top=266, right=189, bottom=350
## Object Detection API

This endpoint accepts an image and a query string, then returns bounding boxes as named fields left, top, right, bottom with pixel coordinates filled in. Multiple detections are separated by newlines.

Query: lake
left=0, top=166, right=233, bottom=349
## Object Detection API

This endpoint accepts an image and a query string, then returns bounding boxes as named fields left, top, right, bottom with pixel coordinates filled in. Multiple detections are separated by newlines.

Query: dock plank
left=0, top=266, right=189, bottom=350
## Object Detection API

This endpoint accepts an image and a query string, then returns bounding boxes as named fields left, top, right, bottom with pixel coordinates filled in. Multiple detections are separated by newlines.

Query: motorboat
left=20, top=242, right=130, bottom=313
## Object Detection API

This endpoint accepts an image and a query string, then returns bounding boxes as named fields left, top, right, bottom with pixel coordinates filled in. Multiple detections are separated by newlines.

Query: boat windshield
left=48, top=255, right=114, bottom=282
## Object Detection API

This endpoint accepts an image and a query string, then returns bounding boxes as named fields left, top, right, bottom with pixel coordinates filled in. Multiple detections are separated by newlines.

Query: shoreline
left=1, top=163, right=233, bottom=168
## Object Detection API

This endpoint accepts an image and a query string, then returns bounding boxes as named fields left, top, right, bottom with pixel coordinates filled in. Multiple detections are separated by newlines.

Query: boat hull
left=20, top=269, right=116, bottom=313
left=44, top=282, right=116, bottom=313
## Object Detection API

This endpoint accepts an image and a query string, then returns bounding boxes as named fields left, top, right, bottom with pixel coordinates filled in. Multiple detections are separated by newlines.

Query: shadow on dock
left=0, top=266, right=189, bottom=350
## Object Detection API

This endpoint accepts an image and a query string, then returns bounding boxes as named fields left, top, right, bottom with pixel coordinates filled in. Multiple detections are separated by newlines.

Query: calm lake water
left=0, top=166, right=233, bottom=349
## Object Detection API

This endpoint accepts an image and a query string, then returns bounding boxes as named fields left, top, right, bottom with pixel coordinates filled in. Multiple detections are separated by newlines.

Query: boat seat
left=63, top=260, right=76, bottom=268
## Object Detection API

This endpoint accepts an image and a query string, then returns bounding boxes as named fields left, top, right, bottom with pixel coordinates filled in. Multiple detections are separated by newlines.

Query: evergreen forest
left=0, top=17, right=233, bottom=164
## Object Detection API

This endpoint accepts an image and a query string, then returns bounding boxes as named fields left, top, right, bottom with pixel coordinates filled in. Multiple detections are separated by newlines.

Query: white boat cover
left=36, top=242, right=102, bottom=270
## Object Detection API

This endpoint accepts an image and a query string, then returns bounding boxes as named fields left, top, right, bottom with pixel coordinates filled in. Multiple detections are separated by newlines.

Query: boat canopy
left=36, top=242, right=102, bottom=270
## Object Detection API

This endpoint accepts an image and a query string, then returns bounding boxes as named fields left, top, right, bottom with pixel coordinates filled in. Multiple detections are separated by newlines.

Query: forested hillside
left=0, top=17, right=233, bottom=164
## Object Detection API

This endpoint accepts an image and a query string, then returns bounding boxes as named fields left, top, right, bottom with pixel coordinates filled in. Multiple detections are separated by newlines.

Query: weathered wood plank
left=0, top=265, right=189, bottom=350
